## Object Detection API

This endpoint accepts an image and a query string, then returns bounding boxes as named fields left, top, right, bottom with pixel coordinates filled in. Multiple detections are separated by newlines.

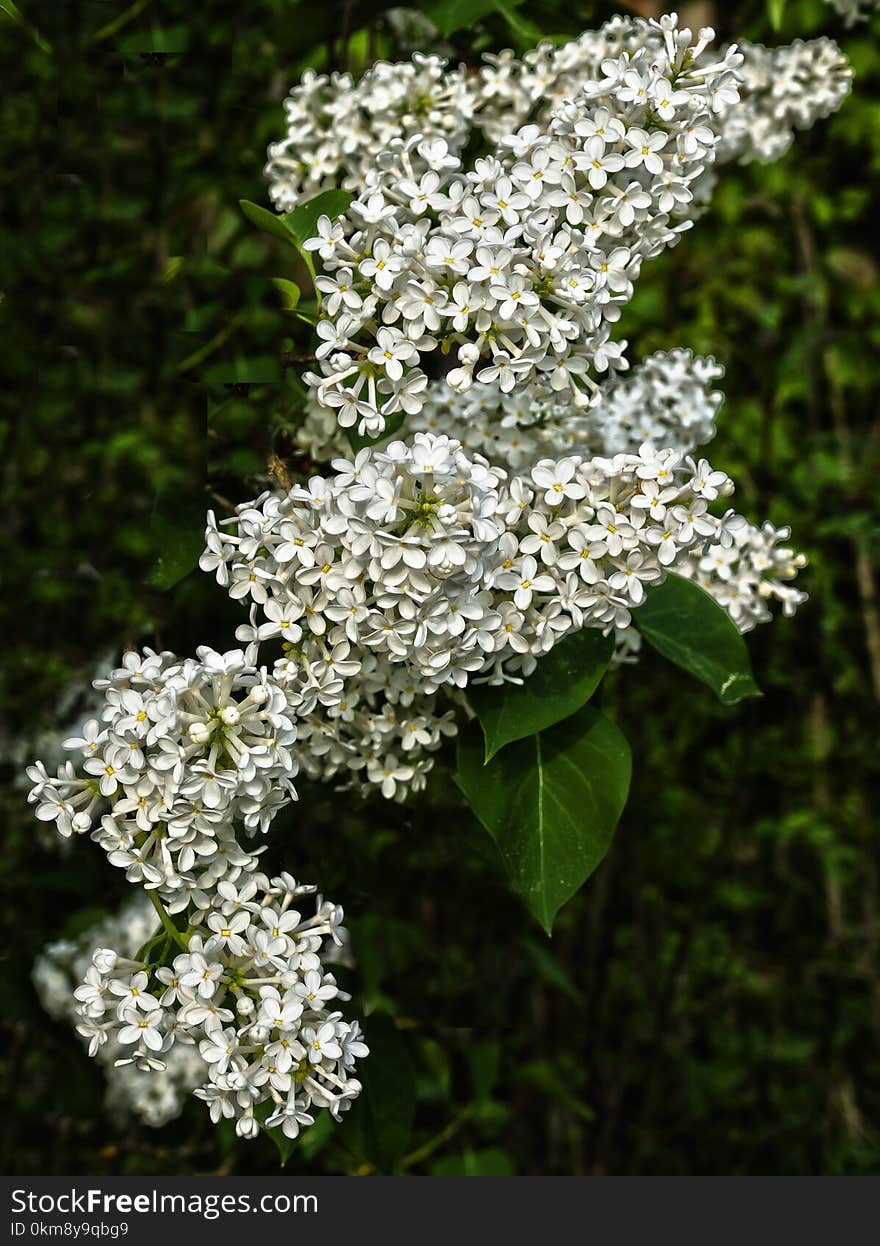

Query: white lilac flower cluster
left=301, top=17, right=743, bottom=439
left=297, top=349, right=724, bottom=470
left=26, top=645, right=299, bottom=904
left=70, top=873, right=367, bottom=1141
left=679, top=514, right=807, bottom=632
left=715, top=37, right=853, bottom=164
left=204, top=432, right=743, bottom=690
left=265, top=54, right=477, bottom=212
left=293, top=662, right=458, bottom=802
left=201, top=430, right=806, bottom=799
left=33, top=895, right=206, bottom=1128
left=824, top=0, right=880, bottom=26
left=266, top=17, right=852, bottom=213
left=26, top=644, right=370, bottom=1144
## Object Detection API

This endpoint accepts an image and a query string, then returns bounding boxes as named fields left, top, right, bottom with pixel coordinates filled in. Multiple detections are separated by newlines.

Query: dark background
left=1, top=0, right=879, bottom=1175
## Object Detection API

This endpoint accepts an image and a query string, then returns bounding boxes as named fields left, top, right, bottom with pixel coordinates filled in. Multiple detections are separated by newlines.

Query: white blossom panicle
left=293, top=658, right=458, bottom=802
left=677, top=513, right=808, bottom=632
left=475, top=24, right=851, bottom=161
left=299, top=16, right=744, bottom=439
left=203, top=430, right=763, bottom=689
left=298, top=350, right=724, bottom=469
left=33, top=896, right=206, bottom=1127
left=69, top=874, right=367, bottom=1142
left=200, top=420, right=807, bottom=796
left=266, top=18, right=852, bottom=218
left=411, top=349, right=725, bottom=466
left=26, top=646, right=300, bottom=903
left=265, top=55, right=479, bottom=211
left=715, top=38, right=852, bottom=165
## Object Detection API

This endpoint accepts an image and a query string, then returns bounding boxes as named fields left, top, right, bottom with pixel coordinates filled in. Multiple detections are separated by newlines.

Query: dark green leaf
left=467, top=627, right=613, bottom=761
left=0, top=0, right=51, bottom=52
left=271, top=277, right=301, bottom=311
left=146, top=488, right=207, bottom=590
left=492, top=0, right=542, bottom=42
left=239, top=199, right=297, bottom=245
left=523, top=937, right=584, bottom=1003
left=467, top=1040, right=500, bottom=1103
left=343, top=1013, right=415, bottom=1172
left=61, top=905, right=112, bottom=940
left=431, top=1148, right=514, bottom=1176
left=633, top=573, right=761, bottom=706
left=425, top=0, right=501, bottom=36
left=285, top=189, right=353, bottom=244
left=455, top=705, right=632, bottom=933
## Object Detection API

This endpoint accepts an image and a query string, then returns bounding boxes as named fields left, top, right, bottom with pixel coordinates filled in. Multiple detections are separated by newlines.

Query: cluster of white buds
left=70, top=873, right=367, bottom=1141
left=33, top=895, right=206, bottom=1128
left=678, top=514, right=808, bottom=632
left=301, top=16, right=743, bottom=438
left=266, top=18, right=852, bottom=217
left=26, top=646, right=299, bottom=902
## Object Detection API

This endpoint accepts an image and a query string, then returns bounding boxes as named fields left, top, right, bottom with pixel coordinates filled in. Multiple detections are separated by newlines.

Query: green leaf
left=455, top=705, right=632, bottom=934
left=425, top=0, right=501, bottom=36
left=523, top=937, right=584, bottom=1003
left=271, top=277, right=301, bottom=312
left=633, top=574, right=761, bottom=706
left=467, top=627, right=613, bottom=761
left=467, top=1041, right=501, bottom=1103
left=519, top=1060, right=595, bottom=1122
left=0, top=0, right=51, bottom=51
left=146, top=487, right=207, bottom=590
left=344, top=1014, right=415, bottom=1172
left=766, top=0, right=786, bottom=31
left=239, top=199, right=297, bottom=245
left=285, top=189, right=353, bottom=244
left=492, top=0, right=542, bottom=43
left=431, top=1148, right=514, bottom=1176
left=60, top=905, right=111, bottom=940
left=345, top=411, right=407, bottom=453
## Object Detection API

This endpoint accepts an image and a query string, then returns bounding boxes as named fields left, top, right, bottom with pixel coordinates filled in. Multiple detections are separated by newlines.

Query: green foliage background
left=1, top=0, right=878, bottom=1175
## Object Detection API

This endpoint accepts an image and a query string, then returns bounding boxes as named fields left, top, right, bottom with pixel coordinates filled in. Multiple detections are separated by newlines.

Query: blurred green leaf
left=431, top=1148, right=514, bottom=1175
left=766, top=0, right=786, bottom=31
left=146, top=488, right=207, bottom=590
left=271, top=277, right=301, bottom=311
left=239, top=198, right=296, bottom=245
left=425, top=0, right=503, bottom=36
left=0, top=0, right=51, bottom=51
left=344, top=1014, right=416, bottom=1172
